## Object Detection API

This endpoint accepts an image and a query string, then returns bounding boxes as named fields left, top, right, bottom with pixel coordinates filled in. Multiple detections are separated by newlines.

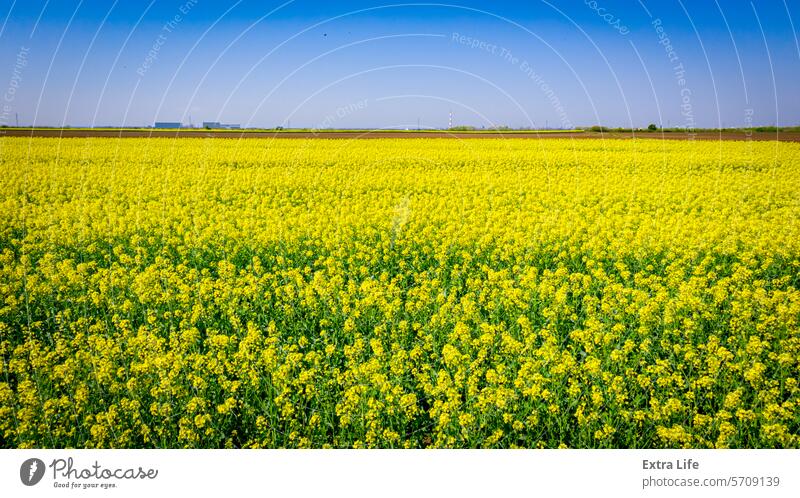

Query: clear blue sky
left=0, top=0, right=798, bottom=129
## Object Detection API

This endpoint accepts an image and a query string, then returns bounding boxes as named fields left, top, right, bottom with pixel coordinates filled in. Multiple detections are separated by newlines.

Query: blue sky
left=0, top=0, right=798, bottom=128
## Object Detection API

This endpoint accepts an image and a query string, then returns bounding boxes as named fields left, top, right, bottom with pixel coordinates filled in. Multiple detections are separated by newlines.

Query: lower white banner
left=1, top=450, right=797, bottom=497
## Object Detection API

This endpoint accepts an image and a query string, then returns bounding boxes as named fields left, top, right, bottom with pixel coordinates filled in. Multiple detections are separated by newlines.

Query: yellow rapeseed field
left=0, top=136, right=798, bottom=448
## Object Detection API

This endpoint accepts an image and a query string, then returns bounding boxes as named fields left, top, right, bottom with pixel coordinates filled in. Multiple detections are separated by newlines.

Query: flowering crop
left=0, top=137, right=798, bottom=448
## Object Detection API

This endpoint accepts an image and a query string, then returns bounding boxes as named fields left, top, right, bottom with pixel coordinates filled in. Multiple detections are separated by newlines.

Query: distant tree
left=589, top=125, right=609, bottom=132
left=647, top=123, right=658, bottom=131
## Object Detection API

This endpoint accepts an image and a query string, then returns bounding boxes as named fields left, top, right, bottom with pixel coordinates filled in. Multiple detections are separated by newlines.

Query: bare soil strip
left=2, top=129, right=798, bottom=141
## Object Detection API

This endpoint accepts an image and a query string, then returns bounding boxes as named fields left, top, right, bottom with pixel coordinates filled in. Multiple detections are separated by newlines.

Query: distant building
left=154, top=122, right=181, bottom=129
left=202, top=121, right=241, bottom=129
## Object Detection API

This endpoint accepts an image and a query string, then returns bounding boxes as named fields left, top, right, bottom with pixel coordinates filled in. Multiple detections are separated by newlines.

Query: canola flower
left=0, top=136, right=798, bottom=449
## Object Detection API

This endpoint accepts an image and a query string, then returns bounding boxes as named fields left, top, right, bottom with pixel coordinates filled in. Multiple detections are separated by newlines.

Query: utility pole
left=15, top=113, right=19, bottom=127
